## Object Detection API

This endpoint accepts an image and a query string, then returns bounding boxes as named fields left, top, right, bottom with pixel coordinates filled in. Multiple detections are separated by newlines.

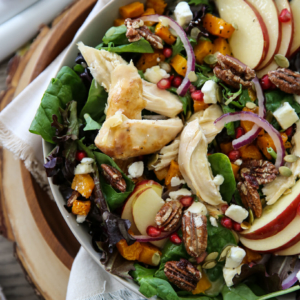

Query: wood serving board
left=0, top=0, right=97, bottom=298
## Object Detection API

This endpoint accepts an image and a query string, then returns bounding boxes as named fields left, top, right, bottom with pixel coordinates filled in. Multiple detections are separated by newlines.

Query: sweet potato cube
left=242, top=247, right=262, bottom=264
left=71, top=174, right=95, bottom=198
left=220, top=142, right=233, bottom=155
left=194, top=101, right=209, bottom=112
left=231, top=163, right=240, bottom=179
left=192, top=272, right=212, bottom=295
left=203, top=13, right=235, bottom=38
left=213, top=37, right=232, bottom=56
left=136, top=52, right=165, bottom=72
left=240, top=107, right=263, bottom=134
left=155, top=22, right=176, bottom=45
left=146, top=0, right=167, bottom=15
left=139, top=243, right=162, bottom=266
left=154, top=167, right=169, bottom=181
left=170, top=54, right=187, bottom=76
left=72, top=200, right=91, bottom=216
left=119, top=2, right=144, bottom=19
left=142, top=8, right=156, bottom=26
left=165, top=160, right=181, bottom=186
left=114, top=18, right=125, bottom=27
left=240, top=144, right=263, bottom=160
left=116, top=239, right=143, bottom=261
left=194, top=40, right=214, bottom=64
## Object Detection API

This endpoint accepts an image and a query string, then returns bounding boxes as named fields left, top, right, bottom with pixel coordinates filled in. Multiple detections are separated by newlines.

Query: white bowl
left=43, top=0, right=148, bottom=297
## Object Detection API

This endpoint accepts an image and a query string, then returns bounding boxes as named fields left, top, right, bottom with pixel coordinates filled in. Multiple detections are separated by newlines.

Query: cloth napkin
left=0, top=1, right=146, bottom=299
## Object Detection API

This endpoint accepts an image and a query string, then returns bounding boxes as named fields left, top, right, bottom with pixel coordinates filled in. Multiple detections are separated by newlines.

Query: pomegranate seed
left=233, top=222, right=243, bottom=232
left=163, top=47, right=173, bottom=58
left=169, top=75, right=175, bottom=82
left=170, top=233, right=182, bottom=245
left=189, top=84, right=196, bottom=93
left=279, top=8, right=292, bottom=23
left=180, top=196, right=194, bottom=208
left=191, top=90, right=204, bottom=101
left=285, top=126, right=293, bottom=137
left=235, top=127, right=245, bottom=139
left=260, top=75, right=276, bottom=90
left=221, top=204, right=229, bottom=214
left=76, top=150, right=87, bottom=161
left=157, top=78, right=171, bottom=90
left=221, top=217, right=233, bottom=229
left=172, top=76, right=183, bottom=88
left=228, top=150, right=241, bottom=162
left=147, top=226, right=161, bottom=237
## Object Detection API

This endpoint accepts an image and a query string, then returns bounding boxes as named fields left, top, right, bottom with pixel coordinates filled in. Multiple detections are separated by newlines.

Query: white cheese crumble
left=128, top=161, right=144, bottom=179
left=174, top=2, right=193, bottom=27
left=76, top=215, right=87, bottom=223
left=187, top=202, right=207, bottom=215
left=81, top=158, right=94, bottom=164
left=223, top=265, right=243, bottom=287
left=210, top=216, right=218, bottom=227
left=171, top=176, right=186, bottom=187
left=74, top=160, right=94, bottom=175
left=273, top=102, right=299, bottom=130
left=225, top=204, right=249, bottom=224
left=144, top=66, right=170, bottom=84
left=201, top=80, right=219, bottom=104
left=213, top=174, right=224, bottom=186
left=169, top=188, right=192, bottom=200
left=225, top=247, right=246, bottom=269
left=234, top=159, right=243, bottom=166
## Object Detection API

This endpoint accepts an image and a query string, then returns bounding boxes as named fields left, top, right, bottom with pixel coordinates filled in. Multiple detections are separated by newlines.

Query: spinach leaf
left=97, top=39, right=154, bottom=53
left=93, top=152, right=135, bottom=211
left=83, top=114, right=101, bottom=131
left=132, top=264, right=179, bottom=300
left=196, top=63, right=212, bottom=76
left=79, top=79, right=108, bottom=121
left=222, top=105, right=236, bottom=137
left=102, top=25, right=129, bottom=45
left=239, top=89, right=254, bottom=107
left=265, top=90, right=300, bottom=114
left=168, top=87, right=191, bottom=114
left=206, top=263, right=224, bottom=283
left=221, top=84, right=242, bottom=106
left=77, top=138, right=95, bottom=159
left=172, top=37, right=184, bottom=58
left=195, top=72, right=209, bottom=88
left=208, top=153, right=236, bottom=202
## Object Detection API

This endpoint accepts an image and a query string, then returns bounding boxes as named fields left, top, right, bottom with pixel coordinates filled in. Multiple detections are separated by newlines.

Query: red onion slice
left=139, top=14, right=195, bottom=96
left=215, top=111, right=284, bottom=168
left=282, top=259, right=300, bottom=290
left=232, top=77, right=266, bottom=150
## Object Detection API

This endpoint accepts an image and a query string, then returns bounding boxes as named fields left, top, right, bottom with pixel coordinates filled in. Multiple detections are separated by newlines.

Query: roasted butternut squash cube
left=139, top=243, right=162, bottom=266
left=71, top=174, right=95, bottom=198
left=142, top=8, right=156, bottom=26
left=213, top=37, right=232, bottom=56
left=155, top=22, right=176, bottom=45
left=154, top=167, right=169, bottom=181
left=72, top=200, right=91, bottom=216
left=116, top=239, right=143, bottom=261
left=114, top=18, right=125, bottom=27
left=146, top=0, right=167, bottom=15
left=231, top=163, right=240, bottom=179
left=170, top=54, right=187, bottom=76
left=119, top=2, right=144, bottom=19
left=194, top=40, right=214, bottom=64
left=203, top=13, right=235, bottom=38
left=220, top=142, right=233, bottom=155
left=240, top=144, right=263, bottom=160
left=194, top=101, right=209, bottom=112
left=242, top=247, right=262, bottom=264
left=192, top=272, right=212, bottom=295
left=240, top=107, right=263, bottom=134
left=136, top=52, right=165, bottom=72
left=165, top=160, right=181, bottom=186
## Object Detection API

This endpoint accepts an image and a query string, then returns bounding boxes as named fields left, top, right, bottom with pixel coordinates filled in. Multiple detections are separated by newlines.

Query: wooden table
left=0, top=1, right=97, bottom=298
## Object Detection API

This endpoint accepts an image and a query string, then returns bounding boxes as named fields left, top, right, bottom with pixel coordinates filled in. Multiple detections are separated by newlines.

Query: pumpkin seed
left=246, top=102, right=256, bottom=109
left=261, top=198, right=266, bottom=208
left=279, top=166, right=293, bottom=177
left=248, top=209, right=254, bottom=225
left=204, top=54, right=217, bottom=65
left=231, top=230, right=240, bottom=243
left=159, top=62, right=171, bottom=73
left=189, top=257, right=197, bottom=263
left=205, top=252, right=219, bottom=262
left=188, top=71, right=198, bottom=82
left=284, top=155, right=299, bottom=163
left=191, top=27, right=201, bottom=40
left=186, top=110, right=192, bottom=120
left=197, top=265, right=202, bottom=271
left=248, top=88, right=257, bottom=102
left=219, top=245, right=233, bottom=262
left=241, top=221, right=251, bottom=230
left=283, top=188, right=292, bottom=195
left=147, top=153, right=159, bottom=170
left=274, top=54, right=290, bottom=68
left=202, top=260, right=217, bottom=269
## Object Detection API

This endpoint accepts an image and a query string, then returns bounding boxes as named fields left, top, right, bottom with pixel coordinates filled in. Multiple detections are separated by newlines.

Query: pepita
left=186, top=110, right=192, bottom=120
left=279, top=166, right=293, bottom=177
left=248, top=209, right=254, bottom=225
left=188, top=71, right=198, bottom=82
left=284, top=155, right=299, bottom=163
left=189, top=257, right=197, bottom=263
left=241, top=221, right=251, bottom=230
left=274, top=54, right=290, bottom=68
left=202, top=260, right=217, bottom=269
left=248, top=88, right=257, bottom=102
left=261, top=198, right=266, bottom=208
left=283, top=188, right=292, bottom=195
left=147, top=153, right=159, bottom=170
left=197, top=265, right=202, bottom=272
left=219, top=245, right=233, bottom=262
left=246, top=102, right=256, bottom=109
left=191, top=27, right=201, bottom=40
left=231, top=230, right=240, bottom=243
left=205, top=252, right=219, bottom=262
left=204, top=54, right=218, bottom=65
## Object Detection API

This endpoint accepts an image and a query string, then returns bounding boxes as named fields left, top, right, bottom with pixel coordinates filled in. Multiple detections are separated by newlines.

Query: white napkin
left=0, top=1, right=145, bottom=299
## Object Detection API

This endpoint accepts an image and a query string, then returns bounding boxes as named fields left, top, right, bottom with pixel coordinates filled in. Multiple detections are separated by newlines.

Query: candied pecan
left=67, top=190, right=80, bottom=207
left=213, top=53, right=256, bottom=88
left=182, top=211, right=207, bottom=258
left=101, top=164, right=126, bottom=192
left=164, top=259, right=201, bottom=291
left=125, top=18, right=163, bottom=49
left=268, top=68, right=300, bottom=95
left=155, top=200, right=183, bottom=231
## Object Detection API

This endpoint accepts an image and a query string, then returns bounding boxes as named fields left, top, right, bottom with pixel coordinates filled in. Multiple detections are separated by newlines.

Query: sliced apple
left=241, top=179, right=300, bottom=240
left=289, top=0, right=300, bottom=57
left=132, top=187, right=166, bottom=248
left=121, top=180, right=162, bottom=234
left=275, top=239, right=300, bottom=255
left=215, top=0, right=269, bottom=69
left=240, top=214, right=300, bottom=253
left=257, top=0, right=293, bottom=77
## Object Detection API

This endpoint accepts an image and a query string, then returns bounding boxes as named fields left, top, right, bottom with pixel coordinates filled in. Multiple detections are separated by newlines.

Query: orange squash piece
left=194, top=101, right=209, bottom=112
left=203, top=13, right=235, bottom=38
left=240, top=107, right=263, bottom=135
left=155, top=22, right=176, bottom=45
left=242, top=247, right=262, bottom=264
left=114, top=18, right=125, bottom=27
left=136, top=52, right=165, bottom=71
left=154, top=167, right=169, bottom=181
left=119, top=2, right=144, bottom=19
left=165, top=160, right=181, bottom=186
left=139, top=243, right=162, bottom=266
left=116, top=239, right=143, bottom=261
left=213, top=37, right=232, bottom=56
left=142, top=8, right=156, bottom=26
left=231, top=163, right=240, bottom=179
left=192, top=272, right=212, bottom=295
left=170, top=54, right=187, bottom=76
left=72, top=200, right=91, bottom=215
left=146, top=0, right=167, bottom=15
left=71, top=174, right=95, bottom=198
left=240, top=144, right=263, bottom=160
left=220, top=142, right=233, bottom=155
left=194, top=40, right=214, bottom=64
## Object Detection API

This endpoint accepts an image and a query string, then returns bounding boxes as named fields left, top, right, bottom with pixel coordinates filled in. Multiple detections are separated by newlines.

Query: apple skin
left=276, top=239, right=300, bottom=255
left=288, top=0, right=300, bottom=57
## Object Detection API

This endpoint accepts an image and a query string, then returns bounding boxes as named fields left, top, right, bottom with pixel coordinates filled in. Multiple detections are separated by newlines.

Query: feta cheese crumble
left=201, top=80, right=219, bottom=104
left=223, top=265, right=243, bottom=287
left=225, top=247, right=246, bottom=269
left=169, top=188, right=192, bottom=200
left=128, top=161, right=144, bottom=178
left=225, top=204, right=249, bottom=223
left=74, top=158, right=95, bottom=175
left=273, top=102, right=299, bottom=130
left=213, top=174, right=224, bottom=186
left=144, top=66, right=170, bottom=84
left=171, top=176, right=186, bottom=187
left=210, top=216, right=218, bottom=227
left=187, top=202, right=207, bottom=215
left=174, top=2, right=193, bottom=27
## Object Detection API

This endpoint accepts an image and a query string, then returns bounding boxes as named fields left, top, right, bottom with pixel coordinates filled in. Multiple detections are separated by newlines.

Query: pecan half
left=155, top=200, right=183, bottom=231
left=164, top=259, right=201, bottom=291
left=213, top=54, right=256, bottom=88
left=101, top=164, right=126, bottom=192
left=67, top=190, right=80, bottom=207
left=125, top=18, right=163, bottom=49
left=268, top=68, right=300, bottom=95
left=182, top=211, right=207, bottom=258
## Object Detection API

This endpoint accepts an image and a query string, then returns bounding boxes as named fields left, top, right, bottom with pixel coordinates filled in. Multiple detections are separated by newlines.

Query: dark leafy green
left=102, top=25, right=129, bottom=45
left=221, top=84, right=242, bottom=105
left=222, top=105, right=236, bottom=137
left=171, top=37, right=184, bottom=59
left=195, top=72, right=210, bottom=88
left=97, top=39, right=154, bottom=53
left=83, top=114, right=101, bottom=131
left=168, top=87, right=191, bottom=115
left=208, top=153, right=236, bottom=202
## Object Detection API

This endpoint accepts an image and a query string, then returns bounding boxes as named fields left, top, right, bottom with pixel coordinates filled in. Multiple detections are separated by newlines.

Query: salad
left=29, top=0, right=300, bottom=299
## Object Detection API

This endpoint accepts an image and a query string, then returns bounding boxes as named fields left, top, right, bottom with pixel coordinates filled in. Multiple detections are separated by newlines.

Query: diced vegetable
left=231, top=163, right=240, bottom=179
left=240, top=107, right=264, bottom=134
left=155, top=22, right=176, bottom=45
left=203, top=13, right=235, bottom=38
left=71, top=174, right=95, bottom=198
left=194, top=40, right=214, bottom=64
left=213, top=37, right=232, bottom=56
left=239, top=144, right=263, bottom=160
left=119, top=2, right=144, bottom=19
left=114, top=18, right=125, bottom=27
left=154, top=167, right=169, bottom=181
left=142, top=8, right=156, bottom=26
left=242, top=247, right=262, bottom=264
left=165, top=160, right=181, bottom=186
left=220, top=142, right=234, bottom=155
left=136, top=52, right=165, bottom=71
left=194, top=101, right=209, bottom=112
left=116, top=239, right=143, bottom=260
left=139, top=243, right=162, bottom=266
left=146, top=0, right=167, bottom=15
left=72, top=200, right=91, bottom=215
left=170, top=54, right=187, bottom=77
left=192, top=272, right=212, bottom=295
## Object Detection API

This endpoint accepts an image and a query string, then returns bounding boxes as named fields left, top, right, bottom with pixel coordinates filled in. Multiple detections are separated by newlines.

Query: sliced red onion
left=215, top=111, right=284, bottom=168
left=139, top=15, right=195, bottom=96
left=282, top=259, right=300, bottom=290
left=232, top=77, right=266, bottom=150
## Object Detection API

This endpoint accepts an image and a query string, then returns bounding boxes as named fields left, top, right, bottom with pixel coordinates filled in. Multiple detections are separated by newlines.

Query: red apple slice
left=121, top=180, right=162, bottom=235
left=240, top=213, right=300, bottom=253
left=215, top=0, right=269, bottom=69
left=257, top=0, right=293, bottom=77
left=241, top=180, right=300, bottom=240
left=289, top=0, right=300, bottom=57
left=245, top=0, right=281, bottom=70
left=275, top=239, right=300, bottom=255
